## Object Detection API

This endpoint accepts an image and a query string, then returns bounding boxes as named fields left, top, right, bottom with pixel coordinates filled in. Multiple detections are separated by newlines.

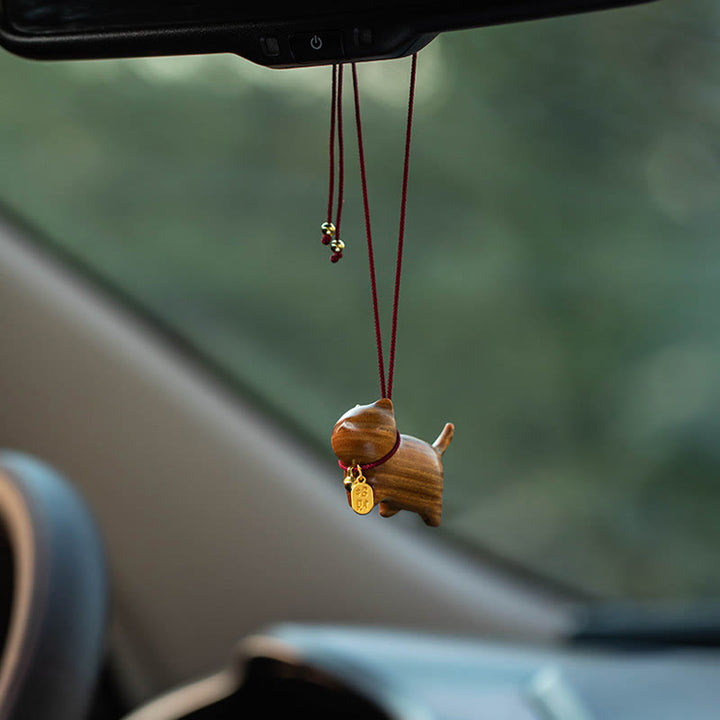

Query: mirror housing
left=0, top=0, right=657, bottom=67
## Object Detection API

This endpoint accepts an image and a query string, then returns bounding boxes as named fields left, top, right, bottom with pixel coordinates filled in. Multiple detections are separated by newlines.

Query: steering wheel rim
left=0, top=451, right=107, bottom=720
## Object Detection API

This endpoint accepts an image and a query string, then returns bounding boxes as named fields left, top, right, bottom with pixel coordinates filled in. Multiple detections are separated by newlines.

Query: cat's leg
left=421, top=508, right=441, bottom=527
left=378, top=501, right=400, bottom=518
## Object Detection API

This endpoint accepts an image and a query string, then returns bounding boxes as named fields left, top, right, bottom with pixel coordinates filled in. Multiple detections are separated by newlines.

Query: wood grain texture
left=331, top=399, right=453, bottom=527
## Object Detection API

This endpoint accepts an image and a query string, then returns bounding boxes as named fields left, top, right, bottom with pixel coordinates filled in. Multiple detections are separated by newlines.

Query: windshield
left=1, top=0, right=718, bottom=602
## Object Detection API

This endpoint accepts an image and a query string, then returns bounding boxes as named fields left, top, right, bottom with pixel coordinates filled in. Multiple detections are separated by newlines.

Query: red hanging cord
left=351, top=61, right=387, bottom=399
left=388, top=52, right=417, bottom=400
left=326, top=64, right=337, bottom=230
left=334, top=64, right=345, bottom=241
left=323, top=64, right=346, bottom=262
left=352, top=54, right=418, bottom=400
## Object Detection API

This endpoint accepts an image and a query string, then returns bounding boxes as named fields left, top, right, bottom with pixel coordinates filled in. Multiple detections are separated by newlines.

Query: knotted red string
left=326, top=64, right=337, bottom=226
left=335, top=65, right=345, bottom=241
left=337, top=431, right=402, bottom=473
left=325, top=64, right=345, bottom=260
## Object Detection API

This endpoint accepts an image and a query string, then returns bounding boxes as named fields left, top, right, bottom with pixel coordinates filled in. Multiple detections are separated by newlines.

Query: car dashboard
left=126, top=624, right=720, bottom=720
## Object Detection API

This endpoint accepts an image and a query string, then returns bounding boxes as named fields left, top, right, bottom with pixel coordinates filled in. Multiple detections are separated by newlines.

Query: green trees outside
left=1, top=0, right=719, bottom=599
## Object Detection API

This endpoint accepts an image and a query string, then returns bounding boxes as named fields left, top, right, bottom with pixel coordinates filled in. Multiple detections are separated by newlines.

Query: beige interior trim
left=122, top=669, right=238, bottom=720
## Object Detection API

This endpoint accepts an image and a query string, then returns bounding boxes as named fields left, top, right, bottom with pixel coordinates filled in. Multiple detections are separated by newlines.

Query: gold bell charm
left=329, top=237, right=345, bottom=264
left=321, top=222, right=343, bottom=263
left=321, top=222, right=336, bottom=245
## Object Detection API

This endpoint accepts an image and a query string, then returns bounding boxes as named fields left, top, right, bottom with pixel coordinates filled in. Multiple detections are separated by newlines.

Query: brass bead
left=330, top=238, right=345, bottom=253
left=321, top=222, right=336, bottom=237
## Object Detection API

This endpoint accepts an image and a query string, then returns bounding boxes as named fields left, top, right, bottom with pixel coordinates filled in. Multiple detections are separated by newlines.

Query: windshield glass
left=1, top=0, right=718, bottom=601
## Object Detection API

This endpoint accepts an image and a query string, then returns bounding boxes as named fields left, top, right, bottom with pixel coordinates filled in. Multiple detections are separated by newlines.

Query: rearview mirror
left=1, top=0, right=656, bottom=67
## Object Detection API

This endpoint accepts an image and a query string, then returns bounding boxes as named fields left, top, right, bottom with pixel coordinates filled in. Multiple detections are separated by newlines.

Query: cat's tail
left=433, top=423, right=454, bottom=456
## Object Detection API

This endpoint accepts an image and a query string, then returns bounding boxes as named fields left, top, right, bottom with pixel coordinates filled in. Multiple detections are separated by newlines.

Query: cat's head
left=331, top=398, right=397, bottom=465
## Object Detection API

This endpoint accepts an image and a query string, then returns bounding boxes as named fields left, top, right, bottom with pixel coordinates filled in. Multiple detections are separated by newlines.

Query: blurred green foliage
left=1, top=0, right=719, bottom=600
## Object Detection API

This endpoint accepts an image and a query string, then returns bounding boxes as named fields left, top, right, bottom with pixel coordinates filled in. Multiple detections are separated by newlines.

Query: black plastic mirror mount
left=0, top=0, right=657, bottom=67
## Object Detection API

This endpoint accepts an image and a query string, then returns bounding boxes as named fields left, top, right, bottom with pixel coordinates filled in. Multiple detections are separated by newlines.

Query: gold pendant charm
left=350, top=473, right=374, bottom=515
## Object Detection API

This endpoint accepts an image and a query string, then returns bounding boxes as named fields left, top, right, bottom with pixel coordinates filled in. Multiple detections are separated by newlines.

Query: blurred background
left=0, top=0, right=718, bottom=602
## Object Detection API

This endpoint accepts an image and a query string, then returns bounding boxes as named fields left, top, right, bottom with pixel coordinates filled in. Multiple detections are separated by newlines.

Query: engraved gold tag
left=350, top=477, right=374, bottom=515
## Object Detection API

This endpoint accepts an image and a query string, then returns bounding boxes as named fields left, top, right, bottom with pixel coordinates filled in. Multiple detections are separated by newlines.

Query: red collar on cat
left=338, top=431, right=401, bottom=473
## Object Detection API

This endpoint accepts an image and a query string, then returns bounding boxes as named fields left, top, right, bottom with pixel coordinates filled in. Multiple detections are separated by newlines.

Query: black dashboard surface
left=126, top=623, right=720, bottom=719
left=236, top=624, right=720, bottom=720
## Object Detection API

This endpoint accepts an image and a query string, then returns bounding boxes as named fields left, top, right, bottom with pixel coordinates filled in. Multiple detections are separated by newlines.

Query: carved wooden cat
left=331, top=398, right=453, bottom=527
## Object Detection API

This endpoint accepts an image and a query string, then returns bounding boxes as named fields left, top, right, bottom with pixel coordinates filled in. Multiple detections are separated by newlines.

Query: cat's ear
left=374, top=398, right=394, bottom=413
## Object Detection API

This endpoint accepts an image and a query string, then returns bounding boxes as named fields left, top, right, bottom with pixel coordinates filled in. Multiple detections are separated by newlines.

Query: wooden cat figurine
left=331, top=398, right=453, bottom=527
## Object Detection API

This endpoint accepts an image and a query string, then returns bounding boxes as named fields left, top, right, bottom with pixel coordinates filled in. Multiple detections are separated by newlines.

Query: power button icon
left=290, top=31, right=341, bottom=61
